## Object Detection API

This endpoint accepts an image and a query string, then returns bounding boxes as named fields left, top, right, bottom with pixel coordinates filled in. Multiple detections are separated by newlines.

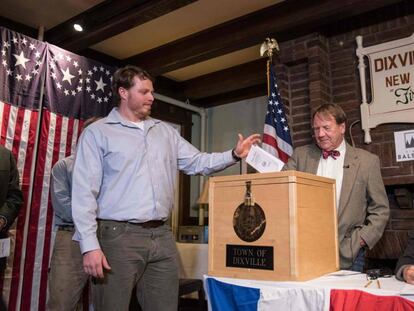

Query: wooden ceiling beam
left=126, top=0, right=403, bottom=75
left=79, top=48, right=123, bottom=67
left=0, top=16, right=38, bottom=38
left=45, top=0, right=198, bottom=52
left=182, top=59, right=267, bottom=99
left=193, top=84, right=267, bottom=108
left=154, top=76, right=188, bottom=102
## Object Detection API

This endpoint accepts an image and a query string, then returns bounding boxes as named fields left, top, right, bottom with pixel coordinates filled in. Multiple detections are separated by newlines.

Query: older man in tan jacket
left=284, top=104, right=389, bottom=271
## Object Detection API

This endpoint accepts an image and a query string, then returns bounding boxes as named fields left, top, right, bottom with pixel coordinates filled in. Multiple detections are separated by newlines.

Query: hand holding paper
left=246, top=144, right=285, bottom=173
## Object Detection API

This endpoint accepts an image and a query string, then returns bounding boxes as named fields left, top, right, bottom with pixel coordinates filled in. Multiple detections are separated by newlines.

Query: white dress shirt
left=316, top=139, right=346, bottom=208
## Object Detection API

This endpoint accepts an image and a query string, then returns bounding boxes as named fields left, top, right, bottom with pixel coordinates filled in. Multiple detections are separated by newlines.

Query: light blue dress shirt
left=72, top=108, right=236, bottom=253
left=50, top=155, right=74, bottom=226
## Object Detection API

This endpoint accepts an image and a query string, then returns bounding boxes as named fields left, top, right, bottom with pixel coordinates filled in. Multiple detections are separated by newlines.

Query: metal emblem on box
left=233, top=181, right=266, bottom=242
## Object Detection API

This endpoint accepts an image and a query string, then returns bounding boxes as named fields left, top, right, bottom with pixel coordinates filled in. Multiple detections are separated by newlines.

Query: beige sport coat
left=284, top=142, right=389, bottom=269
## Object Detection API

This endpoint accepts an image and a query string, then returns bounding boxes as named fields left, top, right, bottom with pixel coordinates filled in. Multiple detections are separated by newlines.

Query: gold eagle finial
left=260, top=38, right=279, bottom=58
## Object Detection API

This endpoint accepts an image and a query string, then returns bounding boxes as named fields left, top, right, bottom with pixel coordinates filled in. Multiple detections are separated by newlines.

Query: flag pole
left=267, top=45, right=272, bottom=99
left=260, top=37, right=279, bottom=97
left=261, top=37, right=293, bottom=163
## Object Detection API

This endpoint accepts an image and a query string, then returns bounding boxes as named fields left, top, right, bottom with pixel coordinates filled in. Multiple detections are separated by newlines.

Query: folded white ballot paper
left=0, top=238, right=10, bottom=258
left=246, top=144, right=285, bottom=173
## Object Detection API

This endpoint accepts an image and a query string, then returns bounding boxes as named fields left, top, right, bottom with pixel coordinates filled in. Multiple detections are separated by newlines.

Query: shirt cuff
left=231, top=149, right=241, bottom=161
left=73, top=231, right=101, bottom=254
left=396, top=265, right=410, bottom=281
left=225, top=149, right=236, bottom=163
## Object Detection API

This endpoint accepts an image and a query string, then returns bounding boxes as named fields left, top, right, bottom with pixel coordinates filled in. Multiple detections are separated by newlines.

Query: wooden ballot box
left=208, top=171, right=339, bottom=281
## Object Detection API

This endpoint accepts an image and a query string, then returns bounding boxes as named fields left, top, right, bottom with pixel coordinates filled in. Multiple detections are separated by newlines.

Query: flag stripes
left=0, top=103, right=11, bottom=147
left=262, top=62, right=293, bottom=163
left=263, top=124, right=293, bottom=163
left=1, top=26, right=112, bottom=310
left=0, top=101, right=39, bottom=310
left=20, top=111, right=80, bottom=310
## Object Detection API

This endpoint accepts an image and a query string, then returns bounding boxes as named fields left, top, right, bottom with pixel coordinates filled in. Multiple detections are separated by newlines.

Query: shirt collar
left=337, top=139, right=346, bottom=154
left=105, top=108, right=160, bottom=129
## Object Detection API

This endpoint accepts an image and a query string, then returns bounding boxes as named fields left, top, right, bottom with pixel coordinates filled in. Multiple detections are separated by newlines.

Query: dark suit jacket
left=395, top=231, right=414, bottom=279
left=284, top=143, right=389, bottom=269
left=0, top=145, right=23, bottom=239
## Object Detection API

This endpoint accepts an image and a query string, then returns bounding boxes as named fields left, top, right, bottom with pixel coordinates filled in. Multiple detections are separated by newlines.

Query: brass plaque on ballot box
left=208, top=171, right=339, bottom=281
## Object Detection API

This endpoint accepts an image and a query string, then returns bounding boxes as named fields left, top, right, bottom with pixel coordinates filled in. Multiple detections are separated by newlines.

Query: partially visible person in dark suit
left=0, top=145, right=23, bottom=310
left=395, top=232, right=414, bottom=284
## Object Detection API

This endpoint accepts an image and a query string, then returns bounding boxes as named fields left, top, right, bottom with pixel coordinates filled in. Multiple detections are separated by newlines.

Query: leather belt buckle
left=139, top=220, right=165, bottom=229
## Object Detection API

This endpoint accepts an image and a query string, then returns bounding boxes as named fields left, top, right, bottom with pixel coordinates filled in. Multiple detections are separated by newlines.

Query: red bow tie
left=322, top=149, right=340, bottom=160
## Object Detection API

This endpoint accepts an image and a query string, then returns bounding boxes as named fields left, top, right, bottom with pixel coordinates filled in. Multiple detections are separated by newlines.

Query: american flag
left=0, top=26, right=114, bottom=311
left=262, top=62, right=293, bottom=163
left=0, top=26, right=46, bottom=311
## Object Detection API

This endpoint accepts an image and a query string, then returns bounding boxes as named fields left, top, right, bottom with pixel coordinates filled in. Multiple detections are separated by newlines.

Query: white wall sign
left=394, top=129, right=414, bottom=162
left=356, top=34, right=414, bottom=143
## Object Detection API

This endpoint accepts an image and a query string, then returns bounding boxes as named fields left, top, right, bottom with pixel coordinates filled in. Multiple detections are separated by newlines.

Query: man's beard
left=136, top=108, right=151, bottom=119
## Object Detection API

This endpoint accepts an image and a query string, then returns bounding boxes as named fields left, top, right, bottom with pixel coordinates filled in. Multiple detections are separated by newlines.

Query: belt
left=128, top=220, right=165, bottom=229
left=57, top=225, right=75, bottom=231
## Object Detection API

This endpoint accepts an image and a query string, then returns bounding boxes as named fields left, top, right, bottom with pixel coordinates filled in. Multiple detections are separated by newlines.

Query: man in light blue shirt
left=71, top=65, right=260, bottom=311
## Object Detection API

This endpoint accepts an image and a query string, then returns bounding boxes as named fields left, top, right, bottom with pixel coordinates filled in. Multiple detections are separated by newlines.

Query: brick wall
left=277, top=11, right=414, bottom=266
left=329, top=12, right=414, bottom=187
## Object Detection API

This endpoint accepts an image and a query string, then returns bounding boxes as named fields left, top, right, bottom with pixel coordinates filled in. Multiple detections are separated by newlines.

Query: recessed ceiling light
left=73, top=24, right=83, bottom=32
